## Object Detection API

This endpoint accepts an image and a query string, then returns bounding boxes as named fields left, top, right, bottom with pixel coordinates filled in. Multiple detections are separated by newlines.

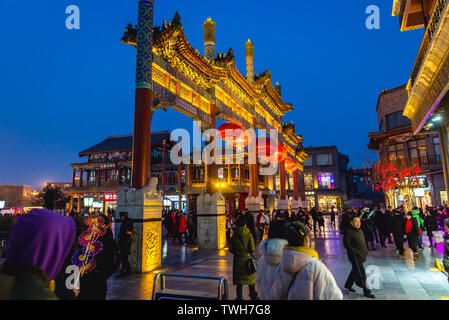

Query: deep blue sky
left=0, top=0, right=423, bottom=189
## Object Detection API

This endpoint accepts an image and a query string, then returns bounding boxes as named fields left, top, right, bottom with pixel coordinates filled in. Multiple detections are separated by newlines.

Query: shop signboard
left=92, top=201, right=103, bottom=208
left=104, top=194, right=117, bottom=201
left=414, top=188, right=425, bottom=197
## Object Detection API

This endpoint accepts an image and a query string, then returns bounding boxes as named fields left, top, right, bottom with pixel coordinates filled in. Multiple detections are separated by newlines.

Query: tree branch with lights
left=371, top=158, right=422, bottom=212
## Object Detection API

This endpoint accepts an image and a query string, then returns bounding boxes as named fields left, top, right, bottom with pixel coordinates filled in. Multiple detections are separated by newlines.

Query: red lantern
left=284, top=157, right=297, bottom=173
left=414, top=167, right=421, bottom=175
left=268, top=144, right=287, bottom=163
left=217, top=123, right=242, bottom=143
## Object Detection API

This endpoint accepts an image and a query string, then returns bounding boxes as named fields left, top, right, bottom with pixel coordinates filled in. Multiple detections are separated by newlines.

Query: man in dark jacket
left=117, top=211, right=133, bottom=277
left=343, top=215, right=375, bottom=298
left=374, top=207, right=387, bottom=248
left=391, top=209, right=405, bottom=259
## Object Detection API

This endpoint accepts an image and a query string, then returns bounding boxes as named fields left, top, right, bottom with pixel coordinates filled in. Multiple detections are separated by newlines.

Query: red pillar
left=131, top=0, right=154, bottom=190
left=280, top=159, right=286, bottom=200
left=249, top=118, right=258, bottom=198
left=300, top=172, right=306, bottom=203
left=239, top=193, right=247, bottom=211
left=205, top=103, right=217, bottom=194
left=293, top=169, right=299, bottom=201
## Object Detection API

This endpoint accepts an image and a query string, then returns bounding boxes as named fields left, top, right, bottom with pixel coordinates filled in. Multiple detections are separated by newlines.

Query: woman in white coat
left=255, top=221, right=288, bottom=299
left=269, top=222, right=343, bottom=300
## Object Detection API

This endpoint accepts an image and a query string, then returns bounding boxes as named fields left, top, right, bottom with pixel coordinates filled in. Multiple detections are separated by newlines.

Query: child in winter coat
left=269, top=222, right=343, bottom=300
left=255, top=221, right=288, bottom=300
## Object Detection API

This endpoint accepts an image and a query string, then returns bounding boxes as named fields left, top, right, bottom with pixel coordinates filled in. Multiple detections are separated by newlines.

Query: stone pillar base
left=277, top=197, right=289, bottom=210
left=291, top=199, right=301, bottom=211
left=116, top=177, right=162, bottom=273
left=197, top=191, right=226, bottom=250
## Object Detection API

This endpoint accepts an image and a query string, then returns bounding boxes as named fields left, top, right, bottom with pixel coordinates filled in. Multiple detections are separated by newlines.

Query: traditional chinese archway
left=117, top=0, right=308, bottom=273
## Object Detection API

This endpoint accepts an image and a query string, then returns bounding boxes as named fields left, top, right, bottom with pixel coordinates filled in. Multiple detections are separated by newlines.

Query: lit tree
left=371, top=158, right=422, bottom=212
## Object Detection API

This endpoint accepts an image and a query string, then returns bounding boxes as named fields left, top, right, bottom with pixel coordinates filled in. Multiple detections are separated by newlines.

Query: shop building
left=0, top=184, right=36, bottom=214
left=69, top=131, right=186, bottom=213
left=368, top=85, right=445, bottom=207
left=302, top=146, right=350, bottom=211
left=392, top=0, right=449, bottom=202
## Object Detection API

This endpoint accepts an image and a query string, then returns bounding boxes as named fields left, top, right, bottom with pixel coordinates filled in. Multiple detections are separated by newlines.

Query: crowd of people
left=226, top=205, right=449, bottom=300
left=1, top=202, right=449, bottom=300
left=162, top=210, right=197, bottom=245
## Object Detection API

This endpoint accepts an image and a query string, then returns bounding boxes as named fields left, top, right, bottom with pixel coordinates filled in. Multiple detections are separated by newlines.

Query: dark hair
left=236, top=217, right=246, bottom=227
left=285, top=222, right=309, bottom=246
left=268, top=220, right=287, bottom=239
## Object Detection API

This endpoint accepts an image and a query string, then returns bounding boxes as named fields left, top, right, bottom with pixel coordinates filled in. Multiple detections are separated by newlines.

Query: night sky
left=0, top=0, right=423, bottom=189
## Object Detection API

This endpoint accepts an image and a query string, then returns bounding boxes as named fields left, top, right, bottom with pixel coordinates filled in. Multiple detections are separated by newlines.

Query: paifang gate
left=117, top=0, right=309, bottom=273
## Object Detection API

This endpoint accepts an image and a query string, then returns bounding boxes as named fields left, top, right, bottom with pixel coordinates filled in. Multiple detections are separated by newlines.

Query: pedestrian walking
left=0, top=209, right=76, bottom=300
left=255, top=220, right=288, bottom=300
left=77, top=215, right=118, bottom=300
left=343, top=215, right=375, bottom=298
left=374, top=207, right=387, bottom=248
left=360, top=209, right=375, bottom=251
left=405, top=212, right=420, bottom=261
left=411, top=207, right=424, bottom=250
left=269, top=222, right=342, bottom=300
left=424, top=209, right=438, bottom=248
left=256, top=210, right=269, bottom=241
left=229, top=217, right=259, bottom=300
left=176, top=212, right=187, bottom=245
left=116, top=211, right=133, bottom=277
left=391, top=209, right=406, bottom=259
left=330, top=208, right=336, bottom=229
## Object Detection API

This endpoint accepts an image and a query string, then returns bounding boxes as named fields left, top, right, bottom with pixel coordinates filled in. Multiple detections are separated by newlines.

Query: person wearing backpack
left=269, top=222, right=342, bottom=300
left=229, top=217, right=259, bottom=300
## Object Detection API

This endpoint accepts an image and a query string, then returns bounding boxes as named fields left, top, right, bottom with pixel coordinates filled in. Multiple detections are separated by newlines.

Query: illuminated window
left=304, top=173, right=314, bottom=190
left=387, top=143, right=404, bottom=160
left=318, top=172, right=334, bottom=189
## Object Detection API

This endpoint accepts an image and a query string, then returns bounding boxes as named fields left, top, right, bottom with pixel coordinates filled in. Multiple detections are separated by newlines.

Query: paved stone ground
left=106, top=218, right=449, bottom=300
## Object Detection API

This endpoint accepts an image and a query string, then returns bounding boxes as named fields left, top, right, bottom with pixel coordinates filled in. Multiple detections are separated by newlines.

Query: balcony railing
left=410, top=155, right=442, bottom=166
left=409, top=0, right=449, bottom=88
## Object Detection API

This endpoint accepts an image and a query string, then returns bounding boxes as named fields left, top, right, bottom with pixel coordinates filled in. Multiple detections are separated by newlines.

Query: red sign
left=104, top=194, right=117, bottom=201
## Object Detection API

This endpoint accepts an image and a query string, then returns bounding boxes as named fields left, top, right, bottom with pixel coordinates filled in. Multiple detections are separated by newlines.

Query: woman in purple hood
left=0, top=209, right=76, bottom=300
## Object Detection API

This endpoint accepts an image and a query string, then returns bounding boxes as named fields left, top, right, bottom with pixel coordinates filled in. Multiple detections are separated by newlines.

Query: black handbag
left=236, top=237, right=257, bottom=274
left=246, top=256, right=258, bottom=274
